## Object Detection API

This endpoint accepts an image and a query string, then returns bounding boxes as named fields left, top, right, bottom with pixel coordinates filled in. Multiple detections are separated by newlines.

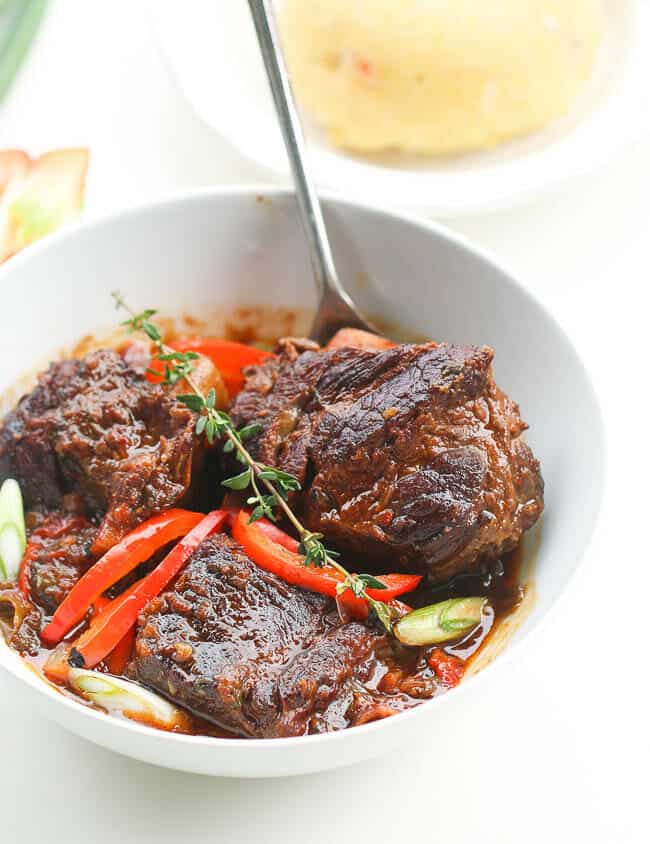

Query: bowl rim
left=147, top=0, right=650, bottom=214
left=0, top=184, right=607, bottom=754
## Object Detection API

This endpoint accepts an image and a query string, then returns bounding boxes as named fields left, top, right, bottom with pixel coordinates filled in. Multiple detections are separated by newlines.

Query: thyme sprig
left=112, top=292, right=396, bottom=632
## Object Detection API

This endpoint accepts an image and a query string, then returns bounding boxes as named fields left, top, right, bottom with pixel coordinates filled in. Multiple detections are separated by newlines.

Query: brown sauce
left=435, top=546, right=524, bottom=664
left=2, top=311, right=533, bottom=738
left=18, top=546, right=525, bottom=739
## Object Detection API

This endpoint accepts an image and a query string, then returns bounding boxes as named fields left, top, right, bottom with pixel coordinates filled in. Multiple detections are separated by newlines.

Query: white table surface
left=0, top=2, right=648, bottom=841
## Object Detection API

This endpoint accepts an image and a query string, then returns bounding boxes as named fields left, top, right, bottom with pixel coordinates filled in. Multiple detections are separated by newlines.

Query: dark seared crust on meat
left=131, top=534, right=390, bottom=738
left=0, top=350, right=202, bottom=555
left=231, top=341, right=544, bottom=582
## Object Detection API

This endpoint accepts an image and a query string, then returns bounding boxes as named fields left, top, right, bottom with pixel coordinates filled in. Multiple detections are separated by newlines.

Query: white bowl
left=149, top=0, right=650, bottom=214
left=0, top=188, right=604, bottom=777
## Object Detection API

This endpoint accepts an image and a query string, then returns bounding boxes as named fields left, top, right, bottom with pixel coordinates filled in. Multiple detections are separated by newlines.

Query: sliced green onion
left=0, top=479, right=26, bottom=581
left=394, top=597, right=487, bottom=646
left=0, top=524, right=23, bottom=581
left=68, top=668, right=190, bottom=731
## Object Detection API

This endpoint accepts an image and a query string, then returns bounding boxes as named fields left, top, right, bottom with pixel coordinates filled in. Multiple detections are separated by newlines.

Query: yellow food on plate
left=279, top=0, right=605, bottom=156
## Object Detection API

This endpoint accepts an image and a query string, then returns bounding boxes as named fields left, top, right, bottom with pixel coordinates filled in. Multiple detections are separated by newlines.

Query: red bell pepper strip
left=221, top=499, right=300, bottom=552
left=41, top=509, right=204, bottom=646
left=57, top=579, right=144, bottom=677
left=231, top=511, right=421, bottom=616
left=94, top=579, right=143, bottom=623
left=43, top=587, right=137, bottom=683
left=253, top=519, right=300, bottom=553
left=147, top=337, right=274, bottom=396
left=228, top=512, right=300, bottom=554
left=105, top=627, right=136, bottom=676
left=69, top=510, right=228, bottom=669
left=221, top=497, right=298, bottom=552
left=92, top=595, right=111, bottom=615
left=93, top=581, right=143, bottom=674
left=18, top=514, right=90, bottom=599
left=44, top=622, right=136, bottom=683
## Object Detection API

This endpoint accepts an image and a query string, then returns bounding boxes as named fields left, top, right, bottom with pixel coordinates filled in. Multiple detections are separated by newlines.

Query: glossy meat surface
left=0, top=350, right=202, bottom=555
left=231, top=340, right=544, bottom=582
left=131, top=534, right=425, bottom=737
left=23, top=513, right=97, bottom=615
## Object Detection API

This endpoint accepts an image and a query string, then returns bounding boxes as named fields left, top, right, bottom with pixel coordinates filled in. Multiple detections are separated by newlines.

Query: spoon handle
left=247, top=0, right=342, bottom=302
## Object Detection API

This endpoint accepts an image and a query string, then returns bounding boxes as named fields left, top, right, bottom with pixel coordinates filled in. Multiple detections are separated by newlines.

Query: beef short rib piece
left=0, top=350, right=201, bottom=555
left=231, top=340, right=544, bottom=582
left=131, top=534, right=426, bottom=737
left=23, top=512, right=97, bottom=615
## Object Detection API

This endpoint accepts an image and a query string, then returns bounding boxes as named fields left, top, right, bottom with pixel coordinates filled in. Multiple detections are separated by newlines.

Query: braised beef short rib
left=0, top=350, right=201, bottom=555
left=131, top=534, right=428, bottom=737
left=23, top=513, right=98, bottom=614
left=231, top=340, right=544, bottom=582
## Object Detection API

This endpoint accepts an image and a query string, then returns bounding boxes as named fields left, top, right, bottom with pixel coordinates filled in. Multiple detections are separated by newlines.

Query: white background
left=0, top=2, right=648, bottom=842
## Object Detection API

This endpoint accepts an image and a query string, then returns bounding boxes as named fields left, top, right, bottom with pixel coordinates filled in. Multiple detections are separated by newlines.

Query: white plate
left=149, top=0, right=649, bottom=215
left=0, top=187, right=605, bottom=776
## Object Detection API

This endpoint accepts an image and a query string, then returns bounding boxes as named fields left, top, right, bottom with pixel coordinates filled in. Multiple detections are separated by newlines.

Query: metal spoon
left=247, top=0, right=377, bottom=346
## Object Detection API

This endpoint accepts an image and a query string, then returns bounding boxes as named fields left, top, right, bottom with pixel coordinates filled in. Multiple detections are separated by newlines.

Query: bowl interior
left=0, top=189, right=604, bottom=775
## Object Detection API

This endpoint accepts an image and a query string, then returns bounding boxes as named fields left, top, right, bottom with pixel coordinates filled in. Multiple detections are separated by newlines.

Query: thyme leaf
left=221, top=469, right=252, bottom=491
left=357, top=573, right=388, bottom=591
left=112, top=292, right=398, bottom=635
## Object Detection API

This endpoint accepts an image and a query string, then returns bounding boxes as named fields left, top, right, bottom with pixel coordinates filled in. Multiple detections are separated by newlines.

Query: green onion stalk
left=0, top=479, right=26, bottom=581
